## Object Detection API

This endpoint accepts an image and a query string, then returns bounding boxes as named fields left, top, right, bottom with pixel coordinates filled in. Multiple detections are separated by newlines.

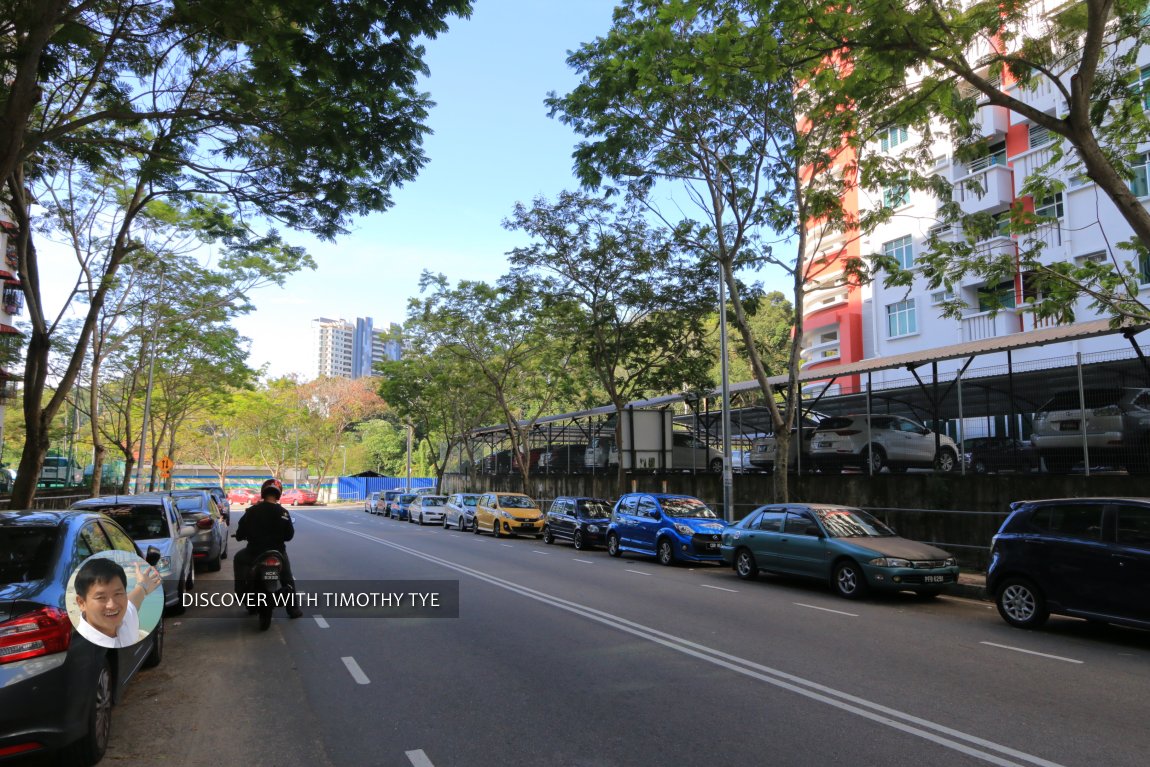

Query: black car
left=964, top=438, right=1040, bottom=474
left=541, top=497, right=613, bottom=550
left=0, top=511, right=164, bottom=764
left=541, top=444, right=588, bottom=474
left=987, top=497, right=1150, bottom=630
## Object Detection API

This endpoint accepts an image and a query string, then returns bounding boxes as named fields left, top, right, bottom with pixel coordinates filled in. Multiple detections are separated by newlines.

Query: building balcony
left=1005, top=78, right=1066, bottom=124
left=1018, top=220, right=1070, bottom=263
left=804, top=282, right=849, bottom=315
left=800, top=339, right=841, bottom=364
left=952, top=164, right=1014, bottom=215
left=956, top=236, right=1016, bottom=287
left=960, top=310, right=1022, bottom=343
left=975, top=104, right=1009, bottom=139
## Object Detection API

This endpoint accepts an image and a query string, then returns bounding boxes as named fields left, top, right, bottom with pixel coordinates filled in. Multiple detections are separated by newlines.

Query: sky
left=232, top=0, right=627, bottom=378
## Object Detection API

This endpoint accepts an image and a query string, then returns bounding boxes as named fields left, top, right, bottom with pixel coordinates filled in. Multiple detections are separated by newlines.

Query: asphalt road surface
left=90, top=505, right=1150, bottom=767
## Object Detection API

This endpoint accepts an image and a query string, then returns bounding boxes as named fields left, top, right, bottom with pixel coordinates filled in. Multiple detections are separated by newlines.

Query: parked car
left=188, top=485, right=231, bottom=522
left=393, top=493, right=418, bottom=522
left=227, top=487, right=259, bottom=507
left=512, top=447, right=549, bottom=474
left=583, top=437, right=616, bottom=471
left=410, top=495, right=449, bottom=525
left=443, top=493, right=480, bottom=530
left=413, top=486, right=437, bottom=495
left=142, top=490, right=228, bottom=572
left=365, top=491, right=382, bottom=513
left=542, top=497, right=613, bottom=550
left=721, top=504, right=958, bottom=599
left=749, top=420, right=820, bottom=473
left=380, top=490, right=404, bottom=517
left=986, top=497, right=1150, bottom=630
left=963, top=437, right=1040, bottom=474
left=39, top=455, right=83, bottom=486
left=0, top=510, right=165, bottom=764
left=481, top=450, right=514, bottom=475
left=809, top=414, right=959, bottom=473
left=539, top=443, right=588, bottom=474
left=607, top=493, right=726, bottom=565
left=584, top=432, right=724, bottom=472
left=69, top=496, right=195, bottom=611
left=474, top=493, right=543, bottom=538
left=1030, top=388, right=1150, bottom=474
left=280, top=487, right=318, bottom=506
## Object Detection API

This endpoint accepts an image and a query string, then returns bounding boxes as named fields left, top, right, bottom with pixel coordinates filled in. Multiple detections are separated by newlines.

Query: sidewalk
left=946, top=571, right=987, bottom=601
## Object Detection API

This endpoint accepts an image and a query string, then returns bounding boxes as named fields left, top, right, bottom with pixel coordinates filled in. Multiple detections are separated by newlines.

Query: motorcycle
left=245, top=550, right=287, bottom=631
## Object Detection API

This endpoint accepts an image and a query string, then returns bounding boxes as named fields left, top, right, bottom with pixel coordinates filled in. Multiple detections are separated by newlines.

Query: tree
left=297, top=376, right=387, bottom=489
left=806, top=0, right=1150, bottom=325
left=549, top=0, right=899, bottom=499
left=409, top=273, right=584, bottom=490
left=505, top=191, right=715, bottom=495
left=1, top=0, right=472, bottom=507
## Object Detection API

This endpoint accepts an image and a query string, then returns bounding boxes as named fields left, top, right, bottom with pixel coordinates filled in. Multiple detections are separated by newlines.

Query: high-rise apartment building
left=800, top=7, right=1149, bottom=398
left=312, top=317, right=402, bottom=380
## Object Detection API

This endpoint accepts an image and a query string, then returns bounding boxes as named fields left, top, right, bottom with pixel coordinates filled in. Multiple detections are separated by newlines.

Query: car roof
left=556, top=496, right=611, bottom=502
left=0, top=510, right=98, bottom=526
left=1015, top=497, right=1150, bottom=505
left=72, top=495, right=170, bottom=508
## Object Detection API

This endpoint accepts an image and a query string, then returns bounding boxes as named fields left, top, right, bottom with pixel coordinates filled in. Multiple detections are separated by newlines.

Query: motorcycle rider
left=233, top=479, right=303, bottom=619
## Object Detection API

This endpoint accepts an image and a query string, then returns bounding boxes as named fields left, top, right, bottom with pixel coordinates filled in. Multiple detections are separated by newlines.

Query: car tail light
left=260, top=556, right=281, bottom=568
left=196, top=517, right=214, bottom=529
left=0, top=606, right=72, bottom=665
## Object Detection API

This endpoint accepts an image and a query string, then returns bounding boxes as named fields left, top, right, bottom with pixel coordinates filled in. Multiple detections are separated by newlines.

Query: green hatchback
left=720, top=504, right=958, bottom=599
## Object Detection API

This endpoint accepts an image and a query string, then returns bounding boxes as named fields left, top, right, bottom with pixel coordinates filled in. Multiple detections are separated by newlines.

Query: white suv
left=809, top=415, right=959, bottom=473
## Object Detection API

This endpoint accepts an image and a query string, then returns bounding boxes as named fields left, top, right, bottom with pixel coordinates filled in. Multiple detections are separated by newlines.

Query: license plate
left=707, top=543, right=720, bottom=550
left=924, top=575, right=945, bottom=583
left=520, top=523, right=536, bottom=529
left=263, top=572, right=279, bottom=581
left=1059, top=421, right=1079, bottom=431
left=815, top=441, right=832, bottom=449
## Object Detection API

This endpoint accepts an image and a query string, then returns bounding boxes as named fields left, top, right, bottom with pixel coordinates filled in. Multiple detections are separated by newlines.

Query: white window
left=1130, top=153, right=1150, bottom=198
left=1140, top=65, right=1150, bottom=110
left=1074, top=251, right=1106, bottom=265
left=879, top=126, right=909, bottom=152
left=886, top=299, right=918, bottom=338
left=1034, top=193, right=1064, bottom=219
left=930, top=289, right=957, bottom=305
left=883, top=186, right=910, bottom=208
left=883, top=235, right=914, bottom=270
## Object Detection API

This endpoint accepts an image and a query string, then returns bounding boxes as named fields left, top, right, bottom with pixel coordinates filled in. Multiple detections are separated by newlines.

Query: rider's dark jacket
left=235, top=500, right=295, bottom=554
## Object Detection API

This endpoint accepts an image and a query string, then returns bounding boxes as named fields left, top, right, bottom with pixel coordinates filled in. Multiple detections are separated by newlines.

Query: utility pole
left=718, top=264, right=734, bottom=523
left=133, top=267, right=165, bottom=495
left=405, top=424, right=413, bottom=489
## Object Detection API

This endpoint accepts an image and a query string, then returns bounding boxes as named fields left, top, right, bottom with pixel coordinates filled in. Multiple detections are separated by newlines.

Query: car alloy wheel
left=542, top=526, right=553, bottom=544
left=657, top=539, right=675, bottom=566
left=996, top=578, right=1049, bottom=629
left=833, top=560, right=867, bottom=599
left=735, top=549, right=758, bottom=580
left=974, top=460, right=987, bottom=474
left=607, top=532, right=621, bottom=557
left=573, top=530, right=585, bottom=550
left=866, top=446, right=886, bottom=473
left=935, top=449, right=957, bottom=472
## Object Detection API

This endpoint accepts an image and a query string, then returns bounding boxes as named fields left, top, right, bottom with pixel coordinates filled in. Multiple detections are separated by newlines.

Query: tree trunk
left=89, top=357, right=105, bottom=497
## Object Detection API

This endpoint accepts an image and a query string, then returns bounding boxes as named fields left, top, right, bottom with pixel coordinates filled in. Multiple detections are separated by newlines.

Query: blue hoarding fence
left=337, top=476, right=436, bottom=501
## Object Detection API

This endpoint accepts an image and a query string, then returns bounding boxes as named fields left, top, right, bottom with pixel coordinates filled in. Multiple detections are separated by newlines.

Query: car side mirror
left=649, top=510, right=660, bottom=519
left=144, top=548, right=162, bottom=567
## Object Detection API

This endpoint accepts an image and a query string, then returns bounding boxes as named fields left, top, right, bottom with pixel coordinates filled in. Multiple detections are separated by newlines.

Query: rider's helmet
left=260, top=478, right=283, bottom=501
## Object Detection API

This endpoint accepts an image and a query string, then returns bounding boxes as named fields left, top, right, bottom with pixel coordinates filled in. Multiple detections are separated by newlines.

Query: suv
left=987, top=498, right=1150, bottom=630
left=607, top=493, right=725, bottom=565
left=749, top=419, right=820, bottom=473
left=542, top=497, right=613, bottom=550
left=809, top=414, right=959, bottom=473
left=1030, top=388, right=1150, bottom=473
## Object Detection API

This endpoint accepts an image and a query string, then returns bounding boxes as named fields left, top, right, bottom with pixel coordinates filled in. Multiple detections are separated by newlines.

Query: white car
left=410, top=495, right=449, bottom=525
left=364, top=491, right=382, bottom=513
left=809, top=414, right=959, bottom=473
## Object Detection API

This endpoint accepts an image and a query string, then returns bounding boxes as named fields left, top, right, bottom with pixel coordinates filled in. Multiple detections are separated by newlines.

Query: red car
left=227, top=487, right=259, bottom=506
left=280, top=488, right=318, bottom=506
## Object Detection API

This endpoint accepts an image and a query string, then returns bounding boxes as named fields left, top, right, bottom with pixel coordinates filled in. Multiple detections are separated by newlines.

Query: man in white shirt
left=73, top=557, right=162, bottom=649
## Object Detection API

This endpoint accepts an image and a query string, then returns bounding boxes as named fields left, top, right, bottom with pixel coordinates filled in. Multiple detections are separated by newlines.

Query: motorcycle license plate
left=263, top=572, right=280, bottom=581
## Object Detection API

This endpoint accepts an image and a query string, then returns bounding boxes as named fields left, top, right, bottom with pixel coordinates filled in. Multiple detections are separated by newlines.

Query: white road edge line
left=532, top=551, right=549, bottom=555
left=500, top=543, right=514, bottom=548
left=313, top=615, right=330, bottom=629
left=406, top=749, right=435, bottom=767
left=701, top=584, right=738, bottom=593
left=624, top=569, right=651, bottom=576
left=302, top=516, right=1066, bottom=767
left=573, top=558, right=594, bottom=564
left=794, top=602, right=859, bottom=618
left=979, top=642, right=1084, bottom=665
left=341, top=656, right=370, bottom=685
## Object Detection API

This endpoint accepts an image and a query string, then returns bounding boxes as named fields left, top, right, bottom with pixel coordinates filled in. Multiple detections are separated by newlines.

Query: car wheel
left=607, top=532, right=621, bottom=557
left=443, top=517, right=449, bottom=529
left=935, top=449, right=957, bottom=473
left=542, top=525, right=554, bottom=544
left=735, top=548, right=759, bottom=580
left=709, top=457, right=723, bottom=472
left=995, top=577, right=1049, bottom=629
left=63, top=657, right=112, bottom=765
left=866, top=445, right=886, bottom=473
left=492, top=521, right=502, bottom=539
left=207, top=551, right=222, bottom=573
left=657, top=538, right=675, bottom=566
left=573, top=530, right=586, bottom=550
left=143, top=618, right=164, bottom=668
left=221, top=538, right=227, bottom=560
left=832, top=560, right=867, bottom=600
left=973, top=460, right=988, bottom=474
left=473, top=520, right=481, bottom=535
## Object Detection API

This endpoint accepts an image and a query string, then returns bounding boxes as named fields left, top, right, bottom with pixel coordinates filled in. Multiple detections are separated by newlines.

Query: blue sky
left=234, top=0, right=626, bottom=377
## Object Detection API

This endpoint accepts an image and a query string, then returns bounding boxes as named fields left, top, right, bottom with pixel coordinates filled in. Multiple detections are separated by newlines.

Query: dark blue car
left=393, top=493, right=417, bottom=522
left=606, top=493, right=726, bottom=565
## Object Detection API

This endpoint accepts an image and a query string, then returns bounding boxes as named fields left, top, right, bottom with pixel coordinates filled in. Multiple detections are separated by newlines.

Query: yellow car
left=474, top=492, right=544, bottom=538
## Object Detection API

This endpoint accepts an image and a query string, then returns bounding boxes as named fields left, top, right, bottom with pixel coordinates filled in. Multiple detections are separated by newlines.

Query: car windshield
left=1039, top=389, right=1122, bottom=411
left=0, top=527, right=58, bottom=583
left=816, top=417, right=854, bottom=431
left=422, top=497, right=446, bottom=506
left=815, top=508, right=895, bottom=538
left=660, top=498, right=718, bottom=518
left=94, top=505, right=170, bottom=539
left=463, top=496, right=478, bottom=507
left=576, top=500, right=611, bottom=518
left=399, top=494, right=417, bottom=503
left=173, top=496, right=207, bottom=513
left=498, top=495, right=535, bottom=509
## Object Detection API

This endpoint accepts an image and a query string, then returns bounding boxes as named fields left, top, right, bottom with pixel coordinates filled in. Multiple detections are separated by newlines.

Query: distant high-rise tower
left=312, top=317, right=400, bottom=379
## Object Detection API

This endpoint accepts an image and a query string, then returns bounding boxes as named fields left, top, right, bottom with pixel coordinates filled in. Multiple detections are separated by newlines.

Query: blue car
left=393, top=493, right=417, bottom=522
left=606, top=493, right=726, bottom=565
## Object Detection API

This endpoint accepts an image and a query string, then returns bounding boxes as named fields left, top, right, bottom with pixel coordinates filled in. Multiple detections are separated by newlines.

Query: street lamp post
left=718, top=263, right=734, bottom=523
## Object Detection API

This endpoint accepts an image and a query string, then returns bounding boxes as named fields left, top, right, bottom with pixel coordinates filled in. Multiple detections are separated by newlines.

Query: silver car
left=443, top=493, right=480, bottom=530
left=809, top=414, right=959, bottom=473
left=1031, top=388, right=1150, bottom=473
left=411, top=495, right=449, bottom=526
left=750, top=421, right=820, bottom=473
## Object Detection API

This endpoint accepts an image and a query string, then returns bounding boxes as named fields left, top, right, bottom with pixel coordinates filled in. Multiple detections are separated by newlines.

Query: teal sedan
left=720, top=504, right=958, bottom=599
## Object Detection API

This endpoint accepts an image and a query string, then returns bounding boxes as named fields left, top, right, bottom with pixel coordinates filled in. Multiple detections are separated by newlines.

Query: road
left=92, top=504, right=1150, bottom=767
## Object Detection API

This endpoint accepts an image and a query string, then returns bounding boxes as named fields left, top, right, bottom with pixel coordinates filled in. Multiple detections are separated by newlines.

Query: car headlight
left=156, top=556, right=172, bottom=575
left=944, top=557, right=957, bottom=567
left=674, top=523, right=694, bottom=536
left=587, top=524, right=600, bottom=533
left=499, top=510, right=512, bottom=518
left=868, top=557, right=912, bottom=568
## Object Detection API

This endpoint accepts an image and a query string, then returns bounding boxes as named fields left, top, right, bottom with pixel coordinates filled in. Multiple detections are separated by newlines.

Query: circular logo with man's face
left=66, top=551, right=164, bottom=648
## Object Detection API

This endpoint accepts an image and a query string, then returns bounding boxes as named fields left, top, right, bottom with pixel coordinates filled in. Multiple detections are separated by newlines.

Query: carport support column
left=957, top=370, right=966, bottom=476
left=866, top=372, right=874, bottom=477
left=1077, top=352, right=1090, bottom=477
